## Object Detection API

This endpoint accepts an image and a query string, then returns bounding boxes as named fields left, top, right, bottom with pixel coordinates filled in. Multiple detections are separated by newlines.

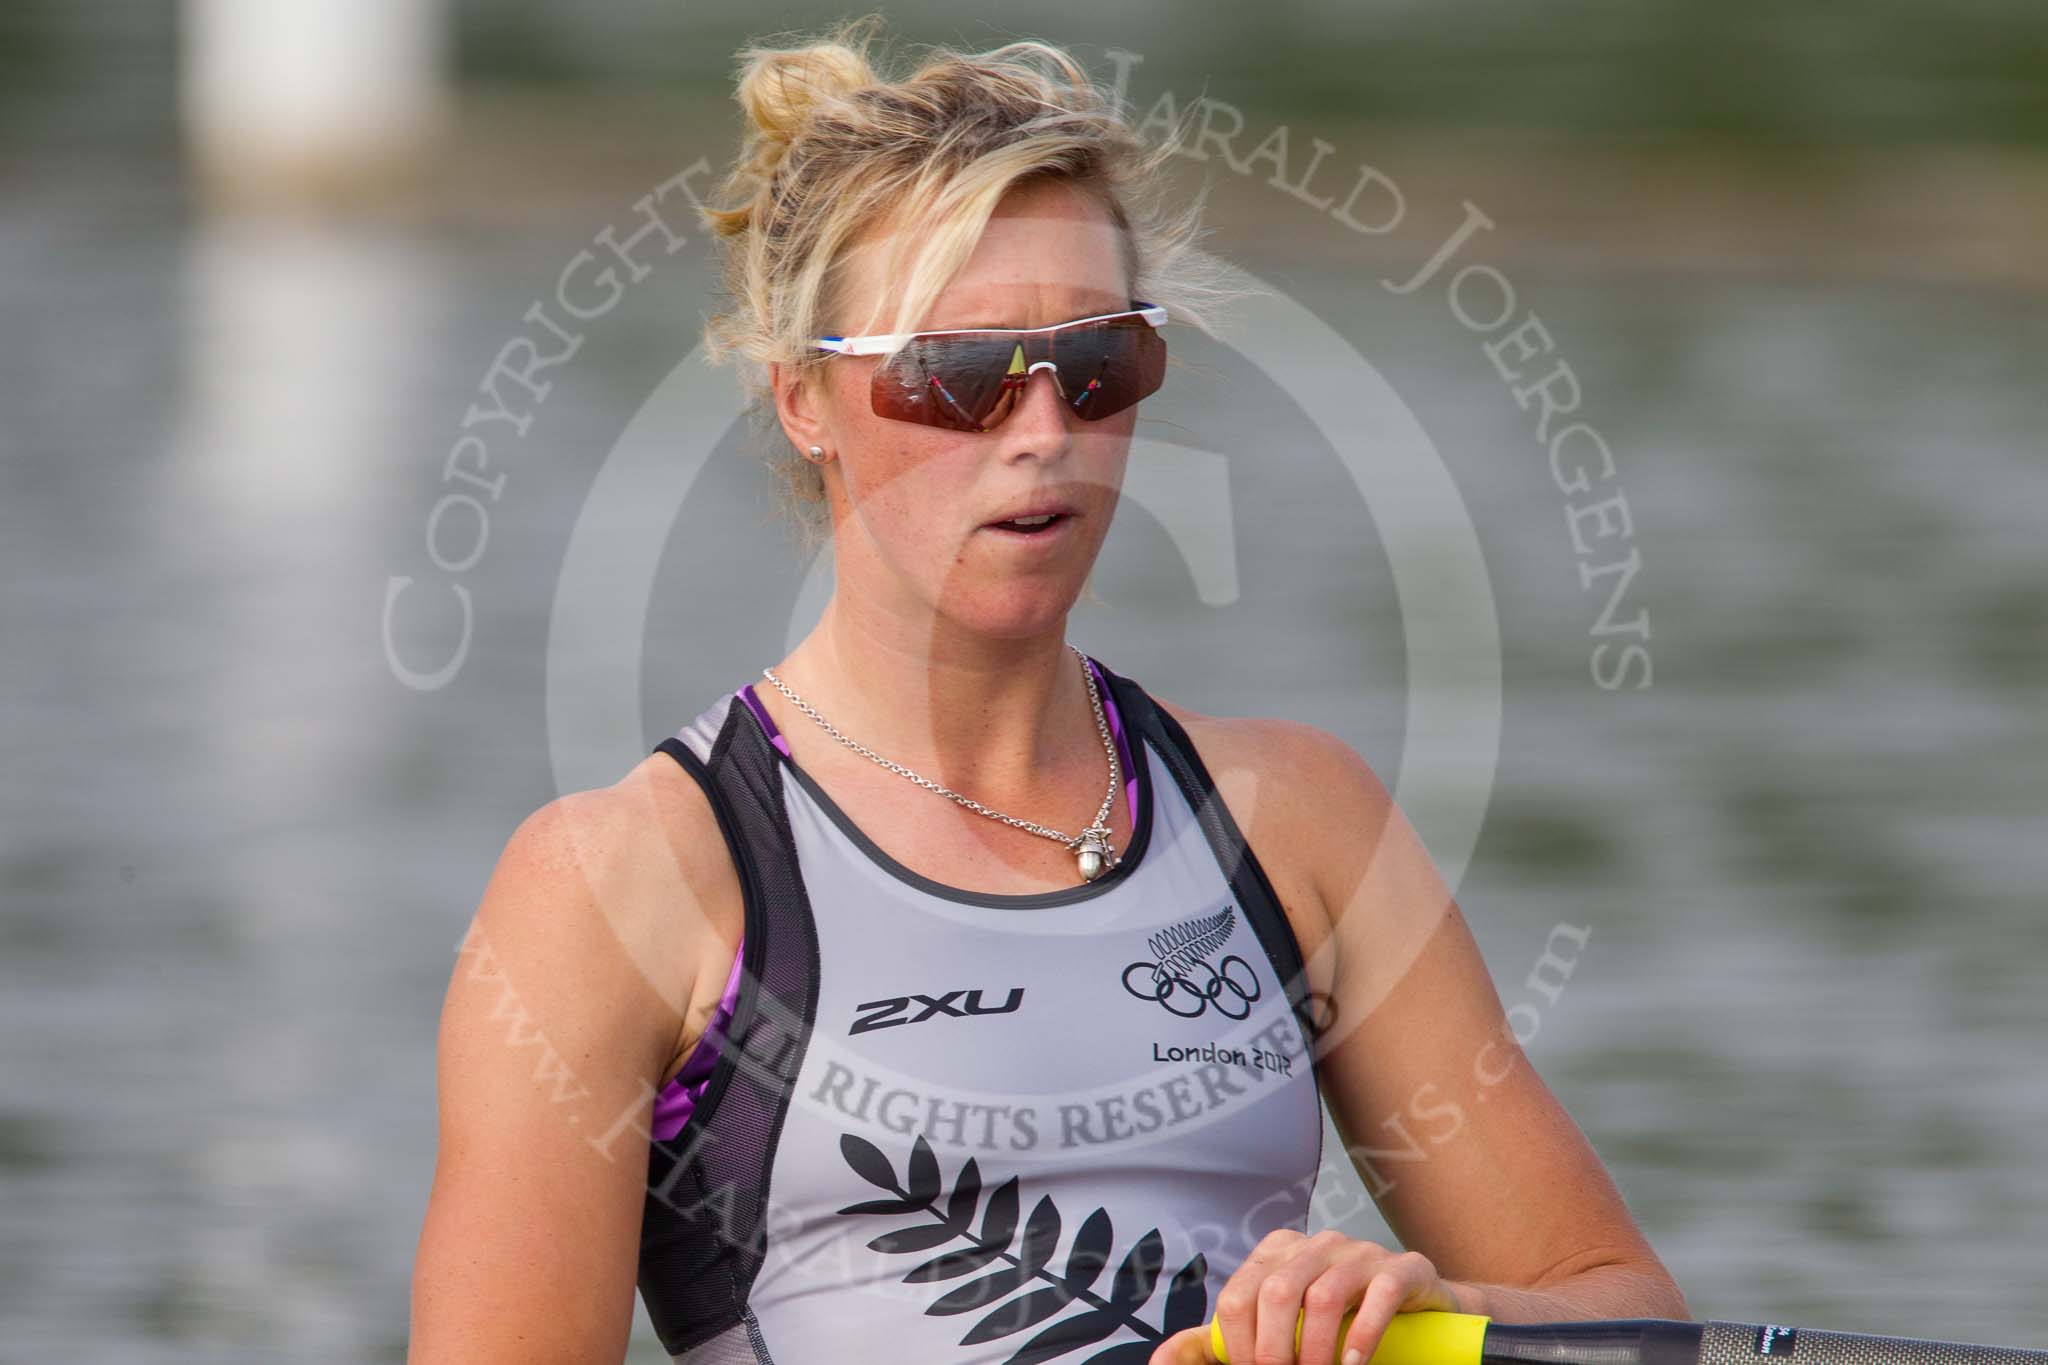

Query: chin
left=944, top=585, right=1084, bottom=640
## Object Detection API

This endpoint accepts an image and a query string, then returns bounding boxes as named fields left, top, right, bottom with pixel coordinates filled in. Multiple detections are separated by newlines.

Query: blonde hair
left=697, top=14, right=1243, bottom=553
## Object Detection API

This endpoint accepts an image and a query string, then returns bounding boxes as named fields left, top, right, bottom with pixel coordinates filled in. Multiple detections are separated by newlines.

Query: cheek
left=833, top=372, right=946, bottom=507
left=840, top=425, right=971, bottom=537
left=1072, top=422, right=1135, bottom=497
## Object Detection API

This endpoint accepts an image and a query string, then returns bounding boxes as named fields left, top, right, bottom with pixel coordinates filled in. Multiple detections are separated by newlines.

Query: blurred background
left=4, top=2, right=2045, bottom=1361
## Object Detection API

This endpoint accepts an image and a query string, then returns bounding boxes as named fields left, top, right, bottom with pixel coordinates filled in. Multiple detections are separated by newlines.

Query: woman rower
left=407, top=18, right=1688, bottom=1365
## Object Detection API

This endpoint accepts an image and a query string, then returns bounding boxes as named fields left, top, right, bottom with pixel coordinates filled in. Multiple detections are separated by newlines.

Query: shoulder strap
left=1088, top=657, right=1326, bottom=1057
left=642, top=697, right=821, bottom=1356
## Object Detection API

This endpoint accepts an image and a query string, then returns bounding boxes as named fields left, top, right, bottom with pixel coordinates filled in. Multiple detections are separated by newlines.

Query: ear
left=770, top=358, right=836, bottom=456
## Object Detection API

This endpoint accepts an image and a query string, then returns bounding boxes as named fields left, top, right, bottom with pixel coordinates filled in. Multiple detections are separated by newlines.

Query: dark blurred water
left=3, top=140, right=2046, bottom=1363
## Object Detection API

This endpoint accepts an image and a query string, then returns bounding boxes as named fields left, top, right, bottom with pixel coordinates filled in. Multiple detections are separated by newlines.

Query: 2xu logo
left=851, top=988, right=1026, bottom=1036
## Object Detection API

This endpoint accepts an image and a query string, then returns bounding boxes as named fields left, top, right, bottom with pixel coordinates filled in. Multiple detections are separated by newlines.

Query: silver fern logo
left=1120, top=905, right=1263, bottom=1020
left=836, top=1131, right=1210, bottom=1363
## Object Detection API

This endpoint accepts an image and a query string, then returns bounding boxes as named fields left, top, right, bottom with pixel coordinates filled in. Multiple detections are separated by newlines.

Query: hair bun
left=699, top=23, right=882, bottom=241
left=731, top=30, right=878, bottom=180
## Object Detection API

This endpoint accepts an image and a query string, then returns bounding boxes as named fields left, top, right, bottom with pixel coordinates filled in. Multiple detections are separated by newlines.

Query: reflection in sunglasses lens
left=868, top=315, right=1161, bottom=430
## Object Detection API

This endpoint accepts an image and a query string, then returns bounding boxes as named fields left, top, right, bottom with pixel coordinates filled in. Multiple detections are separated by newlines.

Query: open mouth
left=983, top=512, right=1070, bottom=536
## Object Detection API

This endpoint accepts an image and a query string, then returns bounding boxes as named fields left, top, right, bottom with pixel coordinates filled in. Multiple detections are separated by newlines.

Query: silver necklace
left=759, top=643, right=1124, bottom=882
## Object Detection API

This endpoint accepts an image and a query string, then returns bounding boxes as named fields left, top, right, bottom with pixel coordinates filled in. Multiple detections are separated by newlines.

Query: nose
left=1010, top=360, right=1072, bottom=426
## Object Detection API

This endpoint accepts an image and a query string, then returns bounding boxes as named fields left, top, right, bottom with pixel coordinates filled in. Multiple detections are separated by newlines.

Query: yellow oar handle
left=1209, top=1307, right=1490, bottom=1365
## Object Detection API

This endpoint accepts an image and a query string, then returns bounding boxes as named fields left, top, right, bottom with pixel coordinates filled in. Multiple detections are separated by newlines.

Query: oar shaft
left=1483, top=1318, right=1700, bottom=1365
left=1485, top=1318, right=2048, bottom=1365
left=1208, top=1311, right=2048, bottom=1365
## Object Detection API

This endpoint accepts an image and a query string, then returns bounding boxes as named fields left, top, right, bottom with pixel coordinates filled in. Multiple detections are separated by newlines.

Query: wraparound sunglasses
left=813, top=302, right=1168, bottom=432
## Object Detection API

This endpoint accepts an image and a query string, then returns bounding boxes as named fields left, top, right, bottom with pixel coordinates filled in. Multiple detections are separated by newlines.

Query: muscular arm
left=408, top=765, right=732, bottom=1362
left=1277, top=721, right=1690, bottom=1323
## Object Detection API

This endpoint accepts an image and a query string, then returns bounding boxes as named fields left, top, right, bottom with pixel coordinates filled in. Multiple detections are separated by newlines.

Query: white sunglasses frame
left=812, top=301, right=1168, bottom=356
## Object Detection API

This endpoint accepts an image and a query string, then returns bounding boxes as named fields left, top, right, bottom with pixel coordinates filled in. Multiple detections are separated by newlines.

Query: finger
left=1149, top=1324, right=1211, bottom=1365
left=1214, top=1229, right=1313, bottom=1365
left=1336, top=1257, right=1430, bottom=1365
left=1251, top=1230, right=1360, bottom=1365
left=1280, top=1237, right=1392, bottom=1365
left=1293, top=1268, right=1374, bottom=1365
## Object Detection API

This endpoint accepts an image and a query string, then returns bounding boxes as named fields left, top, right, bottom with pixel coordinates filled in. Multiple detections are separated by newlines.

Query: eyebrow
left=928, top=303, right=1130, bottom=331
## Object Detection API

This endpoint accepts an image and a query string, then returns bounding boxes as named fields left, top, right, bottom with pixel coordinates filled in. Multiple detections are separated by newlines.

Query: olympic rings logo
left=1120, top=951, right=1264, bottom=1020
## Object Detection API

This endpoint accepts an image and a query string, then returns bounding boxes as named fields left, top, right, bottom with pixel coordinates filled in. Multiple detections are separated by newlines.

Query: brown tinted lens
left=870, top=334, right=1017, bottom=432
left=1052, top=315, right=1165, bottom=421
left=865, top=316, right=1166, bottom=430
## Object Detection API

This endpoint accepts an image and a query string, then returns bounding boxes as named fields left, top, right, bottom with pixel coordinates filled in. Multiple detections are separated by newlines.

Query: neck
left=767, top=596, right=1104, bottom=802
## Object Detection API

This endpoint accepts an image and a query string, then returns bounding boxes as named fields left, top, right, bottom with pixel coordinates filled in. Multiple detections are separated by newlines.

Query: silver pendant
left=1075, top=826, right=1114, bottom=882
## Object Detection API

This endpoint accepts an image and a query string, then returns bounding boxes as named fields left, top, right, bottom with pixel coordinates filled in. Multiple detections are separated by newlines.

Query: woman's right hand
left=1149, top=1229, right=1462, bottom=1365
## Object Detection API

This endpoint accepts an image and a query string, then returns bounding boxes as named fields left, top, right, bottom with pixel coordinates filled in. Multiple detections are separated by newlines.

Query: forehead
left=839, top=184, right=1129, bottom=332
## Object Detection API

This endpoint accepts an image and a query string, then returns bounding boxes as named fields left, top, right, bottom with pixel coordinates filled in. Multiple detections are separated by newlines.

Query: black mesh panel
left=640, top=700, right=816, bottom=1359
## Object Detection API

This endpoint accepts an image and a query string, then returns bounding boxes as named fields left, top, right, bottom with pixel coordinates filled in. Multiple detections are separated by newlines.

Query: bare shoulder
left=1145, top=693, right=1401, bottom=961
left=410, top=752, right=744, bottom=1360
left=501, top=752, right=733, bottom=924
left=1150, top=695, right=1384, bottom=794
left=473, top=749, right=744, bottom=1084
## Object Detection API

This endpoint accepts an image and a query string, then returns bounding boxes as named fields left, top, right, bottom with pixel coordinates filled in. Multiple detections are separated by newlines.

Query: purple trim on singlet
left=651, top=657, right=1140, bottom=1141
left=1090, top=656, right=1141, bottom=830
left=737, top=684, right=792, bottom=758
left=651, top=941, right=744, bottom=1142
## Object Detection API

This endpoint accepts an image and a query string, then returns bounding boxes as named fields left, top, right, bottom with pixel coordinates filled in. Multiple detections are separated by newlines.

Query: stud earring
left=803, top=445, right=827, bottom=463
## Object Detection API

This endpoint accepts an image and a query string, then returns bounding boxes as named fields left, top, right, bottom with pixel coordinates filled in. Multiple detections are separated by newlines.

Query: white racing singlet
left=634, top=654, right=1327, bottom=1364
